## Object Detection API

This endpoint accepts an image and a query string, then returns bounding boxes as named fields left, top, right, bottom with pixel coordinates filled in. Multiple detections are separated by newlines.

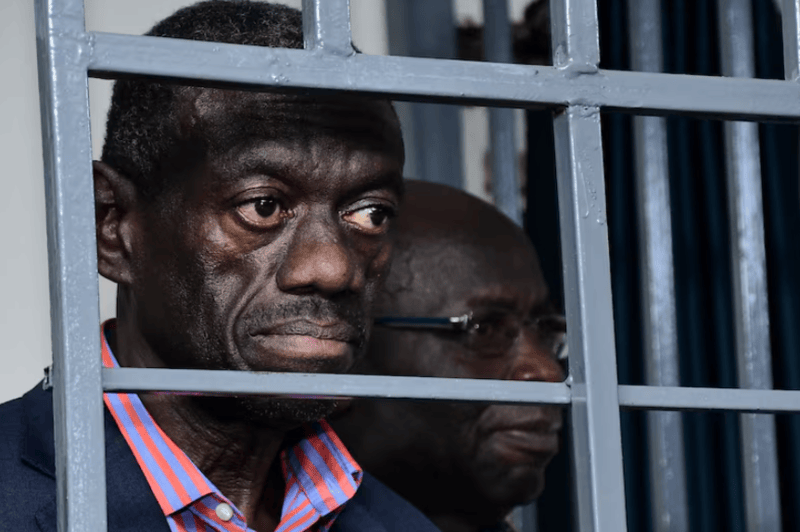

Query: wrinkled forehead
left=178, top=88, right=404, bottom=159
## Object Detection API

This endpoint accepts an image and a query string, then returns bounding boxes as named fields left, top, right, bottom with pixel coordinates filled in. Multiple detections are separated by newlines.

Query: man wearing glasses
left=333, top=180, right=566, bottom=532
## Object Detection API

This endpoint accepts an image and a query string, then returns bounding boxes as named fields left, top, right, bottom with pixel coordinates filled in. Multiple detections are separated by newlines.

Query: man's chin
left=195, top=395, right=340, bottom=429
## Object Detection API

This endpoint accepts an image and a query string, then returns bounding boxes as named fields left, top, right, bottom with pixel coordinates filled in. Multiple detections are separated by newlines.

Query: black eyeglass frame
left=373, top=313, right=569, bottom=363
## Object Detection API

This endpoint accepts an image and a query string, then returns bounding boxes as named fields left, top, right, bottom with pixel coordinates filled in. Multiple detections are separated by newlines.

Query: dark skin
left=94, top=89, right=404, bottom=532
left=333, top=181, right=564, bottom=532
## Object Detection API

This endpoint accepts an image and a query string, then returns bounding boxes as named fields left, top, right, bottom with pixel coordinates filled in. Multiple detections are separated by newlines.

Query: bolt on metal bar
left=619, top=385, right=800, bottom=413
left=627, top=1, right=689, bottom=530
left=483, top=0, right=523, bottom=225
left=550, top=1, right=628, bottom=529
left=717, top=1, right=782, bottom=530
left=86, top=32, right=800, bottom=122
left=103, top=368, right=573, bottom=404
left=33, top=0, right=106, bottom=530
left=783, top=0, right=800, bottom=79
left=302, top=0, right=354, bottom=56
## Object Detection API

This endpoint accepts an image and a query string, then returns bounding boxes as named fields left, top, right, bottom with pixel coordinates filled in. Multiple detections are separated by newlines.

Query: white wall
left=0, top=0, right=527, bottom=404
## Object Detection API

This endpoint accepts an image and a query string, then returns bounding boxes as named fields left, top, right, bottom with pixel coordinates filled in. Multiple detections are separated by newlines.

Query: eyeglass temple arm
left=373, top=315, right=471, bottom=331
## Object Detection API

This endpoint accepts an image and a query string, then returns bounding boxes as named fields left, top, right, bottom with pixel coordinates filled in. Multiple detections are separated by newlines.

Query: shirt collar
left=100, top=320, right=363, bottom=527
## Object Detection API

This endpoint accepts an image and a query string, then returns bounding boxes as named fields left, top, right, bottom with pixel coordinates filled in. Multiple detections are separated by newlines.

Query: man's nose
left=276, top=212, right=364, bottom=295
left=507, top=329, right=565, bottom=382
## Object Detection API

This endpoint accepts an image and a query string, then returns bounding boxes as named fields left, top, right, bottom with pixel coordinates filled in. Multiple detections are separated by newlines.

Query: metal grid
left=32, top=0, right=800, bottom=531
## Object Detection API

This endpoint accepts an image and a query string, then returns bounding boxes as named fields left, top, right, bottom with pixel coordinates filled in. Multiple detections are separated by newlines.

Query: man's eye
left=343, top=205, right=395, bottom=234
left=236, top=197, right=286, bottom=229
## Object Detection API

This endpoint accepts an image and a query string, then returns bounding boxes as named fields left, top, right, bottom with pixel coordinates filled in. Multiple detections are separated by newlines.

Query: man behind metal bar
left=333, top=181, right=566, bottom=532
left=0, top=2, right=441, bottom=531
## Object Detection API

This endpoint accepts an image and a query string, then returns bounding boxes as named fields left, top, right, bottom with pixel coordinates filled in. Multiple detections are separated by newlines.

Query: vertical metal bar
left=483, top=0, right=522, bottom=225
left=627, top=1, right=689, bottom=531
left=717, top=1, right=782, bottom=530
left=550, top=1, right=627, bottom=530
left=782, top=0, right=800, bottom=79
left=302, top=0, right=354, bottom=55
left=33, top=0, right=106, bottom=531
left=385, top=0, right=464, bottom=189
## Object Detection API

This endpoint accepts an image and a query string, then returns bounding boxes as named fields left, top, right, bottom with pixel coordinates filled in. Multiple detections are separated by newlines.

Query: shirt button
left=215, top=502, right=234, bottom=522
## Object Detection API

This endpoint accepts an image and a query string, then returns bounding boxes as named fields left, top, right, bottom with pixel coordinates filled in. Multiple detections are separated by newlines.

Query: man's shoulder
left=333, top=471, right=441, bottom=532
left=0, top=384, right=58, bottom=532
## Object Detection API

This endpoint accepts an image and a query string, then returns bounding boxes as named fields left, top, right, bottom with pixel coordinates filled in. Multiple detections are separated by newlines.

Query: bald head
left=378, top=180, right=547, bottom=327
left=334, top=181, right=564, bottom=532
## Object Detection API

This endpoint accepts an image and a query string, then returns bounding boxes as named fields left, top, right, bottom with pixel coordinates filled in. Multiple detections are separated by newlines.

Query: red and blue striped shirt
left=101, top=323, right=362, bottom=532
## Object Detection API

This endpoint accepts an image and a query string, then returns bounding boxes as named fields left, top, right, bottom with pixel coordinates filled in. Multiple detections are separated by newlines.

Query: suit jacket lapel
left=22, top=384, right=171, bottom=532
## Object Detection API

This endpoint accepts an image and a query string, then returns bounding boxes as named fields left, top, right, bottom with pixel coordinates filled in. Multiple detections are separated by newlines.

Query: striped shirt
left=101, top=323, right=362, bottom=532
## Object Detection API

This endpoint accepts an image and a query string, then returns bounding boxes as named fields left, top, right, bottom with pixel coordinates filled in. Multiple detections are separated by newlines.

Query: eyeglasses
left=374, top=311, right=568, bottom=362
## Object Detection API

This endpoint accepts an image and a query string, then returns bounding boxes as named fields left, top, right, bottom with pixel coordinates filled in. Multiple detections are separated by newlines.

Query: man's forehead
left=180, top=88, right=403, bottom=155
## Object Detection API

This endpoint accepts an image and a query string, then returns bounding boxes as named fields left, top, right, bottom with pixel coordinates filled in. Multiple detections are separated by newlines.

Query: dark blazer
left=0, top=383, right=439, bottom=532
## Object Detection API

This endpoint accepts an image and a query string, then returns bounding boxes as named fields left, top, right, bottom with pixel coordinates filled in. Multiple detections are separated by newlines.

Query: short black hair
left=101, top=1, right=305, bottom=200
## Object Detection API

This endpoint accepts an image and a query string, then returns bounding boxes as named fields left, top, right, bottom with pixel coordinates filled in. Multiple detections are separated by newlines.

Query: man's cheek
left=366, top=241, right=393, bottom=282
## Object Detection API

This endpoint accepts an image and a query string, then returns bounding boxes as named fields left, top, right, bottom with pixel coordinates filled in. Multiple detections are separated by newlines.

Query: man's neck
left=140, top=392, right=287, bottom=531
left=107, top=321, right=289, bottom=531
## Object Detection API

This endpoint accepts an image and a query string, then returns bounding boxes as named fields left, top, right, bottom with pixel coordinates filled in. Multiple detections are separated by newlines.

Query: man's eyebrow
left=465, top=295, right=519, bottom=310
left=341, top=172, right=405, bottom=202
left=466, top=294, right=556, bottom=314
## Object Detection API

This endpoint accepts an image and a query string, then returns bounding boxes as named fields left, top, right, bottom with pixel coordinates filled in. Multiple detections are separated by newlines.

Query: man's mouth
left=247, top=319, right=362, bottom=367
left=483, top=414, right=563, bottom=457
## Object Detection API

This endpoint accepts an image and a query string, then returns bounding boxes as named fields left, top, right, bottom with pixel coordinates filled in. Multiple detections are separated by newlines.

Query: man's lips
left=248, top=320, right=361, bottom=363
left=483, top=415, right=563, bottom=456
left=490, top=428, right=560, bottom=456
left=251, top=319, right=361, bottom=343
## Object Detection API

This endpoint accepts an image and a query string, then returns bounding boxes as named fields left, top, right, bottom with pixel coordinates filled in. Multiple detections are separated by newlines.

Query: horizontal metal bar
left=102, top=368, right=573, bottom=405
left=619, top=385, right=800, bottom=413
left=103, top=369, right=800, bottom=412
left=83, top=32, right=800, bottom=122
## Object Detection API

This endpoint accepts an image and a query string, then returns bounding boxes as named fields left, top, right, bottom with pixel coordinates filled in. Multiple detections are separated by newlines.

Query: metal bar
left=301, top=0, right=353, bottom=56
left=33, top=0, right=106, bottom=531
left=483, top=0, right=522, bottom=224
left=783, top=0, right=800, bottom=79
left=717, top=1, right=782, bottom=530
left=619, top=385, right=800, bottom=413
left=553, top=106, right=628, bottom=532
left=103, top=368, right=573, bottom=404
left=86, top=32, right=800, bottom=122
left=103, top=367, right=800, bottom=413
left=550, top=0, right=627, bottom=529
left=627, top=1, right=689, bottom=530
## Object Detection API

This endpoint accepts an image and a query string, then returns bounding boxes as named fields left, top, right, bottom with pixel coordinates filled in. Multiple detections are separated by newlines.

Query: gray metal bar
left=619, top=385, right=800, bottom=413
left=483, top=0, right=522, bottom=224
left=34, top=0, right=106, bottom=531
left=302, top=0, right=353, bottom=56
left=783, top=0, right=800, bottom=79
left=627, top=1, right=689, bottom=530
left=86, top=32, right=800, bottom=122
left=717, top=1, right=782, bottom=530
left=103, top=367, right=800, bottom=413
left=550, top=0, right=627, bottom=529
left=384, top=0, right=463, bottom=188
left=103, top=368, right=572, bottom=404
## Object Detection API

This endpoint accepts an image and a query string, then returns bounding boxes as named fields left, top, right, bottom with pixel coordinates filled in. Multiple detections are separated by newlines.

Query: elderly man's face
left=363, top=236, right=564, bottom=514
left=122, top=91, right=404, bottom=417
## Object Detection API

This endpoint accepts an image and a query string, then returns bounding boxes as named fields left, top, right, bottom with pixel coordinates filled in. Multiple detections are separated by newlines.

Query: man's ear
left=94, top=161, right=139, bottom=285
